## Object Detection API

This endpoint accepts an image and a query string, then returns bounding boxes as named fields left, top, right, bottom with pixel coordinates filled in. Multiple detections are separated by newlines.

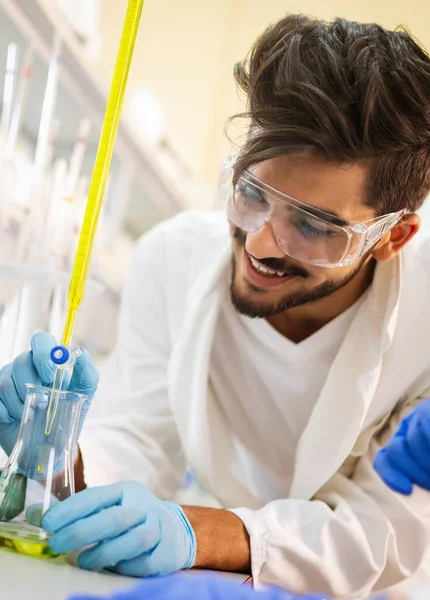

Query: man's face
left=230, top=155, right=377, bottom=318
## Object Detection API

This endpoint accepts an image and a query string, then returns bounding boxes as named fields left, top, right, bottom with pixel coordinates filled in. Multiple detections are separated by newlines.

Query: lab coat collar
left=289, top=255, right=402, bottom=499
left=168, top=239, right=259, bottom=507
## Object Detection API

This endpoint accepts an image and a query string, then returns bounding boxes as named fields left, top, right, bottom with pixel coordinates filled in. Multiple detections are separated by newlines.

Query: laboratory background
left=0, top=0, right=430, bottom=599
left=0, top=0, right=429, bottom=367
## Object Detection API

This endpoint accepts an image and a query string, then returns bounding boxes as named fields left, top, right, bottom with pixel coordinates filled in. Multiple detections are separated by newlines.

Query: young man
left=0, top=14, right=429, bottom=600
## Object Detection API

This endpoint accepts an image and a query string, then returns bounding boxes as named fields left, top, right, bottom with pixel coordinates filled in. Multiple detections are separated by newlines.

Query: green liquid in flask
left=0, top=522, right=60, bottom=559
left=0, top=383, right=85, bottom=562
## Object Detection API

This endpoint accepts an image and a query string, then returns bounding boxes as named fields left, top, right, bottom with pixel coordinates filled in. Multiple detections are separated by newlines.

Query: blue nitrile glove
left=42, top=481, right=197, bottom=577
left=374, top=399, right=430, bottom=495
left=68, top=571, right=328, bottom=600
left=0, top=332, right=99, bottom=458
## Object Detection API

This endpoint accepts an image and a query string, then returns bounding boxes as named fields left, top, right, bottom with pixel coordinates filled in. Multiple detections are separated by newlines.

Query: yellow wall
left=96, top=0, right=430, bottom=209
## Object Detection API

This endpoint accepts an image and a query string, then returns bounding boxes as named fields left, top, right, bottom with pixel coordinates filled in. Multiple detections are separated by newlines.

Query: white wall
left=93, top=0, right=430, bottom=208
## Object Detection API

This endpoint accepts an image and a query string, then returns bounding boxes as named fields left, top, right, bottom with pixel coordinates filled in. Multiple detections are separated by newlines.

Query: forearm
left=72, top=453, right=251, bottom=573
left=182, top=506, right=251, bottom=574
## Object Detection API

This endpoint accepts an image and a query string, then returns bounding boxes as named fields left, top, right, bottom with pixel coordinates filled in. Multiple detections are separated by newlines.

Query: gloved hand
left=69, top=572, right=328, bottom=600
left=0, top=332, right=99, bottom=458
left=374, top=399, right=430, bottom=495
left=41, top=481, right=197, bottom=577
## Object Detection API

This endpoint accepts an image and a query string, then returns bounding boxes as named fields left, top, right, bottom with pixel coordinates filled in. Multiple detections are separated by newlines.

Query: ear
left=372, top=214, right=421, bottom=262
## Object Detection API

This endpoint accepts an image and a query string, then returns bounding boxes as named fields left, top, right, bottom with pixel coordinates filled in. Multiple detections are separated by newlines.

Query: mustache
left=233, top=226, right=309, bottom=278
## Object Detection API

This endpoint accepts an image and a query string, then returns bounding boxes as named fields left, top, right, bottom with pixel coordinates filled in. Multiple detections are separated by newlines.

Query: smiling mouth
left=248, top=254, right=288, bottom=277
left=243, top=251, right=300, bottom=289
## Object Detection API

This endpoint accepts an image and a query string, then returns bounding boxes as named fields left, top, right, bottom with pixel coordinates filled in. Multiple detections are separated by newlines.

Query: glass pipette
left=44, top=0, right=144, bottom=435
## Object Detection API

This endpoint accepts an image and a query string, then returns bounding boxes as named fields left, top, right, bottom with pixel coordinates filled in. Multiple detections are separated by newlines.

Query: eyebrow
left=242, top=173, right=350, bottom=226
left=272, top=190, right=349, bottom=226
left=306, top=205, right=349, bottom=226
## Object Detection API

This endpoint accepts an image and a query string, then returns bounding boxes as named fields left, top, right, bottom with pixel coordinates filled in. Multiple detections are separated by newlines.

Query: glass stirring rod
left=45, top=346, right=82, bottom=436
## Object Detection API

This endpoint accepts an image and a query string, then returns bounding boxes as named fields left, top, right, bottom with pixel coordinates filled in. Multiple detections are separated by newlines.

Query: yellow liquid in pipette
left=43, top=0, right=144, bottom=439
left=62, top=0, right=144, bottom=346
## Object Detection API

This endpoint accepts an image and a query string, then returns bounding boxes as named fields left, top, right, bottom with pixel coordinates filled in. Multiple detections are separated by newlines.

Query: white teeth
left=249, top=255, right=286, bottom=277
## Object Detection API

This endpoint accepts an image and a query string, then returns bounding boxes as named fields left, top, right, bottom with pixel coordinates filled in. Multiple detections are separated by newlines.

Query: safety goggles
left=219, top=155, right=405, bottom=268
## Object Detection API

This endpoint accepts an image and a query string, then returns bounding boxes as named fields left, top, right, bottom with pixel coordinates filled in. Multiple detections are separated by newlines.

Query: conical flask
left=0, top=383, right=86, bottom=557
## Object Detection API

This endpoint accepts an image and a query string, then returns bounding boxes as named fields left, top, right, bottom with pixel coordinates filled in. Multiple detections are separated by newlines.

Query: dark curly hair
left=231, top=15, right=430, bottom=215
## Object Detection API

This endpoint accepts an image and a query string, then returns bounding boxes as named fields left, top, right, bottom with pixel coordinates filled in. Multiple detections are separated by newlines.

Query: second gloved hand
left=374, top=398, right=430, bottom=495
left=68, top=572, right=328, bottom=600
left=42, top=481, right=197, bottom=577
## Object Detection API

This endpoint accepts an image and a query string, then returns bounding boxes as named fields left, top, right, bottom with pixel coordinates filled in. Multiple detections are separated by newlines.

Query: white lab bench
left=0, top=549, right=137, bottom=599
left=0, top=548, right=248, bottom=599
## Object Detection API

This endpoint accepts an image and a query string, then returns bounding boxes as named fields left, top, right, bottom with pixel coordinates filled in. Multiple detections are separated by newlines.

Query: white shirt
left=79, top=210, right=430, bottom=598
left=210, top=286, right=364, bottom=502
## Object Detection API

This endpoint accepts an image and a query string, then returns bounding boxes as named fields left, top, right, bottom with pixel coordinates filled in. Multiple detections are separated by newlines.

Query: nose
left=245, top=220, right=285, bottom=259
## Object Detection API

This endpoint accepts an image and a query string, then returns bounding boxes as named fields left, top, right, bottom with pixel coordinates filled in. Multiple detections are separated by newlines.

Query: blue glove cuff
left=164, top=502, right=197, bottom=570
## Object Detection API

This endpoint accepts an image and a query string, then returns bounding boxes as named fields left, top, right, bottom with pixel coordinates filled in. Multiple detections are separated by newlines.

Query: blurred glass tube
left=1, top=43, right=18, bottom=136
left=65, top=118, right=92, bottom=201
left=45, top=118, right=61, bottom=171
left=33, top=35, right=62, bottom=181
left=6, top=46, right=35, bottom=160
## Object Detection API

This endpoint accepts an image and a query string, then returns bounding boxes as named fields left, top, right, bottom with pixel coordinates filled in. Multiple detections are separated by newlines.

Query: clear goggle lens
left=220, top=163, right=404, bottom=268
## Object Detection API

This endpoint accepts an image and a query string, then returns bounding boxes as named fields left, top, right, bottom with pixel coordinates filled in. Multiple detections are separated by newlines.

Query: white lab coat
left=80, top=210, right=430, bottom=599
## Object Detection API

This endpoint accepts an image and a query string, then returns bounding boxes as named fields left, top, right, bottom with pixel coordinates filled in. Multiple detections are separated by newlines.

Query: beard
left=230, top=227, right=371, bottom=319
